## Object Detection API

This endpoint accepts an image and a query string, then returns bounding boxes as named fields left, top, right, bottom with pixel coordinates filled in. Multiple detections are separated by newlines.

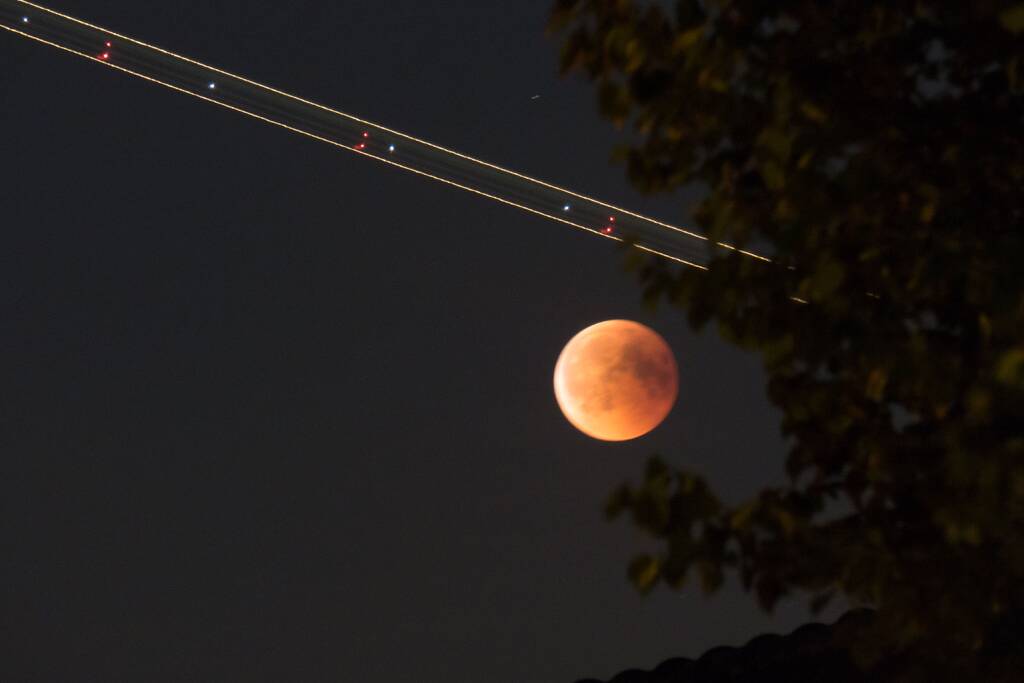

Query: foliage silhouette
left=550, top=2, right=1024, bottom=680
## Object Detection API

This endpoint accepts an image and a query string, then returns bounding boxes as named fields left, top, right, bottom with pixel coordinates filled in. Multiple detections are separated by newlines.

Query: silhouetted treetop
left=550, top=2, right=1024, bottom=681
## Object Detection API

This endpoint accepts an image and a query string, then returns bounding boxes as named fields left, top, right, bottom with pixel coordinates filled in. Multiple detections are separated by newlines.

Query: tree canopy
left=549, top=2, right=1024, bottom=680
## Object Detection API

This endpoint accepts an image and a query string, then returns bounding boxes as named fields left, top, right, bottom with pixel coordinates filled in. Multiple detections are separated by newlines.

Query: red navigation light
left=105, top=41, right=112, bottom=48
left=100, top=52, right=109, bottom=60
left=362, top=132, right=369, bottom=138
left=609, top=216, right=615, bottom=222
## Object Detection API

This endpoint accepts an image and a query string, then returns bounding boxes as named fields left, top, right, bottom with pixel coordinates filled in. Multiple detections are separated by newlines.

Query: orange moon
left=553, top=320, right=678, bottom=441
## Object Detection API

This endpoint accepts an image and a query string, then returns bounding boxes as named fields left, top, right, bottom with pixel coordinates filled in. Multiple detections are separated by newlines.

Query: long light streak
left=1, top=0, right=770, bottom=270
left=16, top=29, right=712, bottom=272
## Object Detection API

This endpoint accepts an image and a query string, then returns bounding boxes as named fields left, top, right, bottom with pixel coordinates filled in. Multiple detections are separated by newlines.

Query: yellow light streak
left=14, top=0, right=770, bottom=265
left=0, top=22, right=708, bottom=272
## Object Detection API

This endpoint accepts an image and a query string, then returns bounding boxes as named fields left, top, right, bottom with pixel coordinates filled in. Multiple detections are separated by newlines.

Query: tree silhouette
left=550, top=2, right=1024, bottom=680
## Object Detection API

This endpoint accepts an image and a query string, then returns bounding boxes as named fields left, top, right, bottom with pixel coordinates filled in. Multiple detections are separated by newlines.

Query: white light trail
left=2, top=0, right=775, bottom=271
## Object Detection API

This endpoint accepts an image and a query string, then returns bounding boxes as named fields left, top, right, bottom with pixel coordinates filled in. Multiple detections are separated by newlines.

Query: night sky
left=2, top=2, right=823, bottom=680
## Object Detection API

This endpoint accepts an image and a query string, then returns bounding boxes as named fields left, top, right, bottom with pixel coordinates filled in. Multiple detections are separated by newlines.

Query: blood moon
left=553, top=320, right=678, bottom=441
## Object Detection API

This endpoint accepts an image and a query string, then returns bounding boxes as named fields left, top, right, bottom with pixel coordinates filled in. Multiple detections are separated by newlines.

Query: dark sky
left=1, top=1, right=824, bottom=680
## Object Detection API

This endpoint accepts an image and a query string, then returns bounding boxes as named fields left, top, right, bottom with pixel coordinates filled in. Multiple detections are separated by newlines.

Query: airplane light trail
left=0, top=0, right=774, bottom=270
